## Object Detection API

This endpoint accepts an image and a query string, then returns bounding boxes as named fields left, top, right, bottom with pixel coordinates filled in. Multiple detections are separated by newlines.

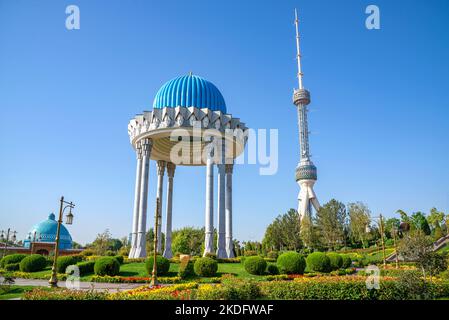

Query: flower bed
left=90, top=275, right=182, bottom=284
left=109, top=282, right=198, bottom=300
left=24, top=288, right=107, bottom=300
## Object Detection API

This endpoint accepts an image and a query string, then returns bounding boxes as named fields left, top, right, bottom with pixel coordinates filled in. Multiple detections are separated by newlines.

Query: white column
left=156, top=160, right=166, bottom=253
left=163, top=162, right=175, bottom=258
left=216, top=139, right=227, bottom=258
left=203, top=152, right=214, bottom=256
left=225, top=163, right=234, bottom=258
left=129, top=141, right=142, bottom=259
left=135, top=138, right=152, bottom=258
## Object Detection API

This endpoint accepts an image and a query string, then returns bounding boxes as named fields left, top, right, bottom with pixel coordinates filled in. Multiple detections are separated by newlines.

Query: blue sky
left=1, top=0, right=448, bottom=245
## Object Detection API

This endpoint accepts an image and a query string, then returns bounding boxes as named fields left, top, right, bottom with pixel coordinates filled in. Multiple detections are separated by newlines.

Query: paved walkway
left=1, top=277, right=143, bottom=292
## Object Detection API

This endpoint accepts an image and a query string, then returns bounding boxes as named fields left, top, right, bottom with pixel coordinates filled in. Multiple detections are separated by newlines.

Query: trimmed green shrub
left=19, top=254, right=47, bottom=272
left=56, top=256, right=78, bottom=273
left=244, top=256, right=267, bottom=275
left=341, top=255, right=352, bottom=268
left=306, top=252, right=331, bottom=273
left=114, top=255, right=124, bottom=265
left=259, top=278, right=449, bottom=300
left=5, top=262, right=20, bottom=271
left=145, top=256, right=170, bottom=276
left=94, top=257, right=120, bottom=276
left=267, top=264, right=279, bottom=275
left=178, top=261, right=195, bottom=279
left=277, top=252, right=306, bottom=275
left=75, top=261, right=95, bottom=275
left=197, top=277, right=262, bottom=300
left=194, top=257, right=218, bottom=277
left=0, top=254, right=27, bottom=268
left=327, top=253, right=343, bottom=270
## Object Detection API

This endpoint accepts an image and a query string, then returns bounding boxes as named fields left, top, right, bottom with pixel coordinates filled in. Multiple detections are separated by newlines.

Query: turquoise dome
left=23, top=213, right=73, bottom=250
left=153, top=74, right=227, bottom=113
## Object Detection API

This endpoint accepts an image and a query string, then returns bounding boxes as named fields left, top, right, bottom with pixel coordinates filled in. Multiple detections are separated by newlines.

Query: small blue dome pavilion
left=23, top=213, right=73, bottom=250
left=152, top=74, right=227, bottom=113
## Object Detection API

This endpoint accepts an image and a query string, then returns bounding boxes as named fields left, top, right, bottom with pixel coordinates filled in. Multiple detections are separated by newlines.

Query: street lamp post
left=48, top=196, right=75, bottom=288
left=1, top=229, right=17, bottom=259
left=150, top=197, right=160, bottom=287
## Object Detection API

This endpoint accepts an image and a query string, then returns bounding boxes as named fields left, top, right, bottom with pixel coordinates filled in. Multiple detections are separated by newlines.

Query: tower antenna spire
left=294, top=8, right=304, bottom=90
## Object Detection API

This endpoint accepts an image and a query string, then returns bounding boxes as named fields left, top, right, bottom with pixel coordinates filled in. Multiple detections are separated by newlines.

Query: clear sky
left=1, top=0, right=448, bottom=245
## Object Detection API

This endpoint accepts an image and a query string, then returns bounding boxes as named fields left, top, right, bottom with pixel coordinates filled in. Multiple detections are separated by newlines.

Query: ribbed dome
left=153, top=74, right=227, bottom=113
left=23, top=213, right=73, bottom=250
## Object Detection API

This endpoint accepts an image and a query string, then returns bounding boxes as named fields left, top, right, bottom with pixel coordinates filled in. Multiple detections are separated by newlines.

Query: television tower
left=292, top=9, right=320, bottom=221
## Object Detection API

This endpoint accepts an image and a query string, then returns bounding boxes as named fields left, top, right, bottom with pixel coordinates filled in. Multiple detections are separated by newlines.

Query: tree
left=262, top=209, right=301, bottom=251
left=411, top=212, right=431, bottom=235
left=428, top=207, right=446, bottom=239
left=72, top=241, right=83, bottom=249
left=348, top=202, right=371, bottom=248
left=397, top=230, right=433, bottom=262
left=427, top=208, right=445, bottom=229
left=109, top=239, right=123, bottom=252
left=384, top=218, right=401, bottom=239
left=91, top=229, right=113, bottom=255
left=171, top=227, right=204, bottom=256
left=397, top=209, right=413, bottom=229
left=299, top=214, right=316, bottom=249
left=315, top=199, right=346, bottom=250
left=416, top=252, right=448, bottom=280
left=280, top=209, right=302, bottom=251
left=262, top=217, right=283, bottom=251
left=398, top=230, right=445, bottom=280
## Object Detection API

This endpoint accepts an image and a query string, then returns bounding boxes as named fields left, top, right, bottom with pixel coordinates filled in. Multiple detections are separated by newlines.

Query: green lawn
left=14, top=262, right=263, bottom=282
left=118, top=262, right=266, bottom=280
left=0, top=286, right=46, bottom=300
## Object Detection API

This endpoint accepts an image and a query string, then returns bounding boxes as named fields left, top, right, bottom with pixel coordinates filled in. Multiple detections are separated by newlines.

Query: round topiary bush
left=0, top=254, right=27, bottom=268
left=178, top=261, right=195, bottom=279
left=19, top=254, right=47, bottom=272
left=277, top=251, right=306, bottom=275
left=94, top=257, right=120, bottom=276
left=326, top=252, right=343, bottom=270
left=341, top=254, right=352, bottom=268
left=306, top=252, right=331, bottom=273
left=267, top=264, right=279, bottom=275
left=72, top=261, right=95, bottom=275
left=56, top=256, right=78, bottom=273
left=244, top=256, right=267, bottom=275
left=145, top=255, right=170, bottom=276
left=194, top=257, right=218, bottom=277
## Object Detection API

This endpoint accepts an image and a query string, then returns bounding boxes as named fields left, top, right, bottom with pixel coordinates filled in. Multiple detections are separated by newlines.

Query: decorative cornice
left=128, top=107, right=248, bottom=144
